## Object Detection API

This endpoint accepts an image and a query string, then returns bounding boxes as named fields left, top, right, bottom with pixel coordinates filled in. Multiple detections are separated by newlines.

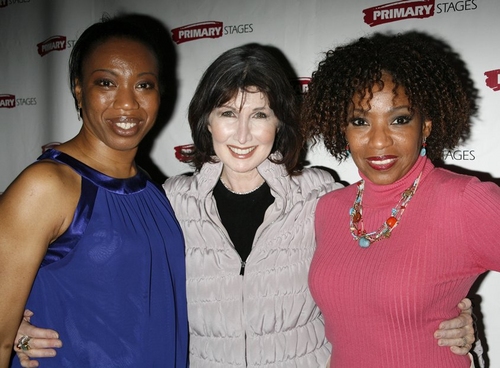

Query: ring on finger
left=16, top=335, right=31, bottom=351
left=461, top=337, right=468, bottom=348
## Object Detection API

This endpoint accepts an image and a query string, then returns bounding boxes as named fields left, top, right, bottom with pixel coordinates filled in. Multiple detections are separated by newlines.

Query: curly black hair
left=301, top=31, right=479, bottom=163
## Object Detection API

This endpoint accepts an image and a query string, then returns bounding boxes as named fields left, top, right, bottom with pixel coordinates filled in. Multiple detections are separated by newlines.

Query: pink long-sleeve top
left=309, top=156, right=500, bottom=367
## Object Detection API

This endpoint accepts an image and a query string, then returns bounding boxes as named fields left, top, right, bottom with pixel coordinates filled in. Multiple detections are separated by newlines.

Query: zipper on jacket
left=240, top=261, right=246, bottom=276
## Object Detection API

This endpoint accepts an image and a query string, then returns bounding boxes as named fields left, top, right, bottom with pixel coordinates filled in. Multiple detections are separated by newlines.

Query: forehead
left=353, top=77, right=409, bottom=109
left=84, top=37, right=158, bottom=71
left=223, top=87, right=269, bottom=107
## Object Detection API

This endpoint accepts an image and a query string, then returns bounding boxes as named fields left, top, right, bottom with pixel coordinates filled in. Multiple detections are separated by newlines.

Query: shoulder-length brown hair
left=188, top=44, right=303, bottom=175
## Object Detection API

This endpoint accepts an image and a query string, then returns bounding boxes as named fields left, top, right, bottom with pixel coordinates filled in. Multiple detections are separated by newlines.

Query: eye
left=253, top=111, right=267, bottom=119
left=220, top=110, right=235, bottom=117
left=96, top=79, right=114, bottom=87
left=137, top=81, right=156, bottom=90
left=393, top=115, right=412, bottom=125
left=349, top=117, right=367, bottom=127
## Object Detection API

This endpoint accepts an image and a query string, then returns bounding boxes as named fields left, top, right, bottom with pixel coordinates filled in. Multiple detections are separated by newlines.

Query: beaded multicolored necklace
left=349, top=171, right=423, bottom=248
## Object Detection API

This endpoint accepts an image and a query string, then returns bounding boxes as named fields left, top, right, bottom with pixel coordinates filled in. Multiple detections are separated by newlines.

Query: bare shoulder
left=2, top=159, right=80, bottom=204
left=0, top=161, right=82, bottom=335
left=0, top=160, right=81, bottom=242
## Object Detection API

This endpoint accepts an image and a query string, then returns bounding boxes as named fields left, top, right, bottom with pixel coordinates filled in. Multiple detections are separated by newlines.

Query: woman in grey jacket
left=14, top=45, right=475, bottom=367
left=165, top=156, right=338, bottom=367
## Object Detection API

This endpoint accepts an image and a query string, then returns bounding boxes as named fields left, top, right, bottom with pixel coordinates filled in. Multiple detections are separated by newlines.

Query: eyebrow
left=90, top=69, right=158, bottom=79
left=218, top=103, right=270, bottom=112
left=353, top=105, right=411, bottom=114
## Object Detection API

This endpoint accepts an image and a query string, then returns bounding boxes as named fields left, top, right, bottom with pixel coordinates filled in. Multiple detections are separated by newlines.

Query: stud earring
left=420, top=138, right=427, bottom=156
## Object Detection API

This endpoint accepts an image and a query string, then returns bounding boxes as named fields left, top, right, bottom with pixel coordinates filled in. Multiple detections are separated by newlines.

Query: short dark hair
left=69, top=13, right=172, bottom=113
left=302, top=31, right=479, bottom=163
left=188, top=44, right=303, bottom=174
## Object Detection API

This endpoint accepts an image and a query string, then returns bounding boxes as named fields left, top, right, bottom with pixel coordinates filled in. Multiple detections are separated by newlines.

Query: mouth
left=109, top=117, right=141, bottom=132
left=228, top=146, right=256, bottom=156
left=116, top=122, right=137, bottom=130
left=366, top=155, right=397, bottom=170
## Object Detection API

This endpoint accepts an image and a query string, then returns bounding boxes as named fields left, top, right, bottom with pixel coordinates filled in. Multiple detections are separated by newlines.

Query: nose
left=368, top=124, right=392, bottom=149
left=113, top=85, right=139, bottom=110
left=235, top=116, right=251, bottom=144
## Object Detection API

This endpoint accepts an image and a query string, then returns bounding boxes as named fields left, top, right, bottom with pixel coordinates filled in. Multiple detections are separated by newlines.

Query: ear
left=74, top=79, right=82, bottom=108
left=422, top=119, right=432, bottom=138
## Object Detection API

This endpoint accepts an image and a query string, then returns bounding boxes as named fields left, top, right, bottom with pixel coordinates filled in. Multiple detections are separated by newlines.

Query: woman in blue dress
left=0, top=14, right=188, bottom=368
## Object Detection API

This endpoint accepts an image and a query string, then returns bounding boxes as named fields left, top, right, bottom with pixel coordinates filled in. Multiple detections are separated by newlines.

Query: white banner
left=1, top=0, right=499, bottom=365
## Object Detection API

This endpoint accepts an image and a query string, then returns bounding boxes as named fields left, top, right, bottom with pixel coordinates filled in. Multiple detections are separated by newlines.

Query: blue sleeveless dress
left=11, top=149, right=188, bottom=367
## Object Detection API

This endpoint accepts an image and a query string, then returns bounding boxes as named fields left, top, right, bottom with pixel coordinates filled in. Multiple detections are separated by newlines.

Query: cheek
left=210, top=122, right=237, bottom=142
left=210, top=132, right=227, bottom=158
left=256, top=125, right=277, bottom=144
left=209, top=126, right=229, bottom=144
left=84, top=92, right=111, bottom=111
left=140, top=94, right=160, bottom=110
left=397, top=134, right=421, bottom=155
left=345, top=131, right=365, bottom=150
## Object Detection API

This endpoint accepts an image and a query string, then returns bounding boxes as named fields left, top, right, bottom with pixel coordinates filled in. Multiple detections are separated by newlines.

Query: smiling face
left=208, top=87, right=279, bottom=179
left=74, top=37, right=160, bottom=153
left=345, top=75, right=432, bottom=185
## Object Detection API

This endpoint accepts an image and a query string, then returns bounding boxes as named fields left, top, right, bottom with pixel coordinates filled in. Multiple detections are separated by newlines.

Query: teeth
left=372, top=158, right=395, bottom=165
left=116, top=122, right=136, bottom=130
left=229, top=146, right=255, bottom=155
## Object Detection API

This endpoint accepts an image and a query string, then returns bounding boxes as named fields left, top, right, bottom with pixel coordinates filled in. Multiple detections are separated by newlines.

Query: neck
left=59, top=136, right=138, bottom=178
left=360, top=156, right=427, bottom=207
left=220, top=168, right=265, bottom=195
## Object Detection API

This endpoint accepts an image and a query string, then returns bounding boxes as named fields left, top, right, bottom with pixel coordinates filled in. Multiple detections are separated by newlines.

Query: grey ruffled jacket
left=163, top=158, right=343, bottom=367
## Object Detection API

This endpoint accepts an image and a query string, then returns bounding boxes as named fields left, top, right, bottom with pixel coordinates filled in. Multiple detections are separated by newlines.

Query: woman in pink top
left=303, top=31, right=496, bottom=368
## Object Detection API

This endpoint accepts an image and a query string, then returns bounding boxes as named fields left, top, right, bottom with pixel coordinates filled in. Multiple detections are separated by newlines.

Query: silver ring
left=16, top=335, right=31, bottom=351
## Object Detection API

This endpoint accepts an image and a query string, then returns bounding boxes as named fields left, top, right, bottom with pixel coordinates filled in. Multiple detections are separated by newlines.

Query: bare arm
left=434, top=298, right=475, bottom=355
left=0, top=162, right=78, bottom=368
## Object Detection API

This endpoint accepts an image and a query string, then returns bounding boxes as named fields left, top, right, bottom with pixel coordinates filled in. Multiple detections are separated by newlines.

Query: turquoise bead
left=358, top=237, right=371, bottom=248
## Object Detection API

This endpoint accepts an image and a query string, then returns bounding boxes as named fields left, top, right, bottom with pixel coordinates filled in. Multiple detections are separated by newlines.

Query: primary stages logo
left=0, top=0, right=30, bottom=8
left=172, top=21, right=223, bottom=44
left=0, top=94, right=37, bottom=108
left=443, top=149, right=475, bottom=161
left=294, top=78, right=311, bottom=95
left=0, top=94, right=15, bottom=108
left=364, top=0, right=434, bottom=26
left=171, top=21, right=253, bottom=44
left=363, top=0, right=477, bottom=27
left=485, top=69, right=500, bottom=92
left=37, top=35, right=67, bottom=56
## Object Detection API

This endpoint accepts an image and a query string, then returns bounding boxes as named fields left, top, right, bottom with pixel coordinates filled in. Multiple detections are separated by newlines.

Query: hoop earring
left=420, top=138, right=427, bottom=156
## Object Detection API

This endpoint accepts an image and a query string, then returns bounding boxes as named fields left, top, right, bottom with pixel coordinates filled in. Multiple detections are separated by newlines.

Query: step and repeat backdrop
left=1, top=0, right=499, bottom=365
